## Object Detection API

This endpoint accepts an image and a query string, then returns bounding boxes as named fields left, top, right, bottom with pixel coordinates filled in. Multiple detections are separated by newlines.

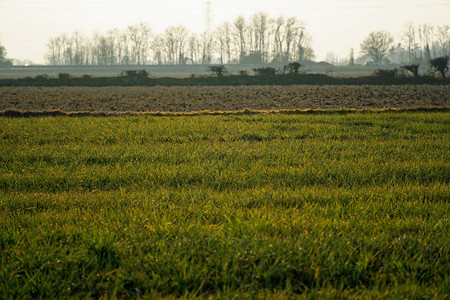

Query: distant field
left=1, top=111, right=449, bottom=298
left=0, top=64, right=392, bottom=79
left=1, top=85, right=449, bottom=113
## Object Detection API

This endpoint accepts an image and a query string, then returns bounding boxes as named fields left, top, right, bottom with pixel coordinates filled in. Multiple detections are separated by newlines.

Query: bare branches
left=360, top=31, right=394, bottom=64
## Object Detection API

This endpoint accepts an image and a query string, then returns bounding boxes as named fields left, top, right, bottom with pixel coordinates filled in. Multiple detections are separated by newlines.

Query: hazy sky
left=0, top=0, right=449, bottom=64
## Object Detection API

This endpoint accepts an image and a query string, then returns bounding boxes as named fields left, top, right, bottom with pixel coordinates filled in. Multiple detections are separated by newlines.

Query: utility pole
left=205, top=0, right=212, bottom=34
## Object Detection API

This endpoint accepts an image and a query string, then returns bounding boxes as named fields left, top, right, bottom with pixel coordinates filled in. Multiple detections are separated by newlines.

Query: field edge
left=1, top=106, right=449, bottom=118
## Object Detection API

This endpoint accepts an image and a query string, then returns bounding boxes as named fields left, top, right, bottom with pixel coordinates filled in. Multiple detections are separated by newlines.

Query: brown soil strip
left=1, top=85, right=449, bottom=114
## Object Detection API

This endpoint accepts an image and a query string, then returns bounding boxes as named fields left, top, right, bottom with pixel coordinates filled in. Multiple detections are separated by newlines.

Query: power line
left=4, top=0, right=448, bottom=3
left=1, top=0, right=448, bottom=11
left=205, top=0, right=212, bottom=33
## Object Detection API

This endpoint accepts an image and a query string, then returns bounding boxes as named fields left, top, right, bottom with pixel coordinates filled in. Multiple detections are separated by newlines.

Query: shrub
left=35, top=74, right=50, bottom=80
left=208, top=65, right=227, bottom=77
left=253, top=67, right=277, bottom=76
left=120, top=70, right=150, bottom=81
left=58, top=73, right=71, bottom=80
left=373, top=68, right=398, bottom=78
left=239, top=70, right=249, bottom=76
left=283, top=62, right=302, bottom=75
left=121, top=70, right=150, bottom=78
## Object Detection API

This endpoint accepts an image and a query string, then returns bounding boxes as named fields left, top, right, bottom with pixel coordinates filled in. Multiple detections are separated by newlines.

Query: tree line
left=350, top=24, right=449, bottom=66
left=45, top=13, right=315, bottom=66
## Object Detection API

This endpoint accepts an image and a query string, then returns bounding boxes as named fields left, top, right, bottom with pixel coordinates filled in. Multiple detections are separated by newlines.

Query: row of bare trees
left=45, top=13, right=315, bottom=66
left=321, top=24, right=449, bottom=67
left=357, top=24, right=449, bottom=65
left=399, top=24, right=449, bottom=64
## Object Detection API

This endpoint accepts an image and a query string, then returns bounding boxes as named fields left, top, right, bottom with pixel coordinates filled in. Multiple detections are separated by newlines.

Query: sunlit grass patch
left=0, top=111, right=449, bottom=298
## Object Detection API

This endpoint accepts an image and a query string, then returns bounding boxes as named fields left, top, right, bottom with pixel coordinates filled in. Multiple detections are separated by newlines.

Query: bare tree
left=295, top=27, right=314, bottom=62
left=71, top=31, right=85, bottom=65
left=284, top=17, right=299, bottom=62
left=175, top=26, right=189, bottom=64
left=93, top=33, right=107, bottom=65
left=233, top=16, right=247, bottom=63
left=418, top=24, right=434, bottom=62
left=46, top=37, right=62, bottom=65
left=93, top=32, right=116, bottom=65
left=163, top=28, right=176, bottom=64
left=251, top=12, right=271, bottom=63
left=435, top=25, right=450, bottom=57
left=216, top=22, right=232, bottom=64
left=187, top=34, right=200, bottom=64
left=151, top=35, right=164, bottom=65
left=127, top=22, right=151, bottom=65
left=163, top=25, right=188, bottom=64
left=200, top=32, right=213, bottom=64
left=360, top=31, right=394, bottom=64
left=325, top=52, right=339, bottom=65
left=119, top=33, right=130, bottom=65
left=272, top=16, right=285, bottom=62
left=107, top=29, right=127, bottom=65
left=60, top=34, right=74, bottom=65
left=402, top=23, right=418, bottom=63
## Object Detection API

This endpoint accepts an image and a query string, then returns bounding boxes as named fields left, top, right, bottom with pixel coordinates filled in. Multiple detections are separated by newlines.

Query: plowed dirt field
left=1, top=85, right=449, bottom=112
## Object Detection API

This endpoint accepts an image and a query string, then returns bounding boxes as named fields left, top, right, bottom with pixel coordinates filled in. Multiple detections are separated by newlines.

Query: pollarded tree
left=429, top=56, right=449, bottom=78
left=360, top=31, right=394, bottom=64
left=401, top=64, right=420, bottom=77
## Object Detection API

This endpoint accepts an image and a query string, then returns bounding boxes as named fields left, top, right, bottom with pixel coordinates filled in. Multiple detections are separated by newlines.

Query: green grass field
left=1, top=111, right=449, bottom=298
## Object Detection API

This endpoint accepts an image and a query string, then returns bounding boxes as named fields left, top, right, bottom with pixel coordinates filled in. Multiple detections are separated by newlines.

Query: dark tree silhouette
left=429, top=56, right=449, bottom=78
left=253, top=67, right=277, bottom=76
left=401, top=64, right=420, bottom=77
left=208, top=65, right=227, bottom=77
left=284, top=62, right=301, bottom=75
